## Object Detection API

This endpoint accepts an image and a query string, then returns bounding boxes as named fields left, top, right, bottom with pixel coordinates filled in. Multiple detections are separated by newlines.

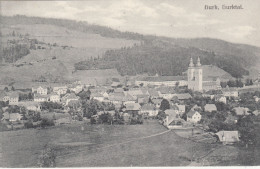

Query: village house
left=34, top=94, right=49, bottom=102
left=124, top=103, right=141, bottom=115
left=215, top=95, right=227, bottom=104
left=53, top=86, right=67, bottom=95
left=233, top=107, right=251, bottom=116
left=62, top=93, right=79, bottom=105
left=135, top=76, right=187, bottom=87
left=92, top=92, right=105, bottom=102
left=187, top=110, right=201, bottom=123
left=17, top=101, right=42, bottom=112
left=172, top=93, right=192, bottom=101
left=148, top=89, right=159, bottom=99
left=204, top=104, right=217, bottom=112
left=157, top=87, right=175, bottom=100
left=215, top=131, right=239, bottom=144
left=49, top=93, right=60, bottom=102
left=163, top=108, right=183, bottom=129
left=152, top=98, right=163, bottom=108
left=69, top=84, right=83, bottom=94
left=175, top=104, right=185, bottom=115
left=8, top=92, right=19, bottom=105
left=32, top=86, right=48, bottom=95
left=222, top=87, right=239, bottom=98
left=191, top=105, right=202, bottom=111
left=140, top=104, right=158, bottom=117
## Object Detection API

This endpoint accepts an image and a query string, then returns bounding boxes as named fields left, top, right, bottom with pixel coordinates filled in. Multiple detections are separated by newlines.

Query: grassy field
left=0, top=120, right=220, bottom=167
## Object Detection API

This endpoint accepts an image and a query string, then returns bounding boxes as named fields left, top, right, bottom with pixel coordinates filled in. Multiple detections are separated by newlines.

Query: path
left=57, top=129, right=171, bottom=159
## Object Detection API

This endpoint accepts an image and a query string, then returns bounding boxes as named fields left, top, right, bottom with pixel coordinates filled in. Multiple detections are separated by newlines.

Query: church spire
left=189, top=57, right=194, bottom=67
left=197, top=57, right=201, bottom=67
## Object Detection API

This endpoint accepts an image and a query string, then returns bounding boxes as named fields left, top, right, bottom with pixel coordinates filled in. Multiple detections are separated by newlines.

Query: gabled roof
left=125, top=103, right=141, bottom=111
left=216, top=131, right=239, bottom=142
left=204, top=104, right=217, bottom=111
left=148, top=89, right=159, bottom=97
left=187, top=110, right=200, bottom=118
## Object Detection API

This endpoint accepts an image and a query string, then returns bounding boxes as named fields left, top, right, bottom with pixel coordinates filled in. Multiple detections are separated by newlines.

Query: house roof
left=139, top=76, right=186, bottom=82
left=157, top=87, right=175, bottom=94
left=204, top=104, right=217, bottom=111
left=125, top=103, right=141, bottom=111
left=141, top=104, right=155, bottom=111
left=8, top=92, right=19, bottom=98
left=148, top=89, right=159, bottom=97
left=187, top=110, right=200, bottom=118
left=165, top=109, right=178, bottom=116
left=233, top=107, right=250, bottom=116
left=92, top=92, right=103, bottom=97
left=34, top=93, right=49, bottom=99
left=172, top=93, right=192, bottom=100
left=216, top=131, right=239, bottom=142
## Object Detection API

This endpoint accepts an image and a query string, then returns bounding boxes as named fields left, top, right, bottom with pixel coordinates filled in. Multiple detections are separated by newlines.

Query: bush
left=40, top=118, right=55, bottom=128
left=24, top=121, right=34, bottom=129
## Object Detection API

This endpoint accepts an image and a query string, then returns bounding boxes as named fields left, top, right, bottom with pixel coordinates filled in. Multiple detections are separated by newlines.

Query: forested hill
left=0, top=15, right=145, bottom=40
left=1, top=15, right=260, bottom=78
left=75, top=40, right=255, bottom=78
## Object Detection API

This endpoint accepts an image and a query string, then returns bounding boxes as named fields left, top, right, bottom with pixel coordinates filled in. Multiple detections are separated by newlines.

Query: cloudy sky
left=1, top=0, right=260, bottom=46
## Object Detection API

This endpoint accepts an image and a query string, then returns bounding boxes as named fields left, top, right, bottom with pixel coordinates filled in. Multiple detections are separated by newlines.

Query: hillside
left=0, top=15, right=140, bottom=85
left=75, top=40, right=256, bottom=78
left=1, top=15, right=260, bottom=84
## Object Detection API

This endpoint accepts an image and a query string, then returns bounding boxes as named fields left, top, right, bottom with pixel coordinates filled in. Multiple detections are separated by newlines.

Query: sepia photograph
left=0, top=0, right=259, bottom=167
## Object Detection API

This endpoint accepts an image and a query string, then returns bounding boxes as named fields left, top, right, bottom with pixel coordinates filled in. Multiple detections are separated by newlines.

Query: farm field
left=0, top=120, right=219, bottom=167
left=2, top=120, right=258, bottom=167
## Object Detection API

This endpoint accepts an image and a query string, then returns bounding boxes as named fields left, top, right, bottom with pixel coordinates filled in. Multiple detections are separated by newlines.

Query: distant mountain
left=1, top=15, right=260, bottom=84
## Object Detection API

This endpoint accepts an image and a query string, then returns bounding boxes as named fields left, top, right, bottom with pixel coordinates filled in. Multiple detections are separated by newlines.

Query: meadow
left=0, top=120, right=221, bottom=167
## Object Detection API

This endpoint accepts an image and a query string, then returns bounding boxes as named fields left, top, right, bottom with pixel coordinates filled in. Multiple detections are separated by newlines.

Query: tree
left=4, top=87, right=8, bottom=92
left=237, top=116, right=257, bottom=146
left=11, top=86, right=15, bottom=91
left=159, top=99, right=170, bottom=111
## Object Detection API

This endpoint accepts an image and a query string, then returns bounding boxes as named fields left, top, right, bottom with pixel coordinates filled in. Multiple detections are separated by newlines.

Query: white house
left=140, top=104, right=158, bottom=117
left=215, top=95, right=227, bottom=104
left=33, top=86, right=48, bottom=95
left=50, top=93, right=60, bottom=102
left=187, top=110, right=201, bottom=123
left=53, top=86, right=67, bottom=95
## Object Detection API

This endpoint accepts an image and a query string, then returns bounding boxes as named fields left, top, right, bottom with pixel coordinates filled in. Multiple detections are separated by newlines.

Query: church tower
left=188, top=57, right=203, bottom=91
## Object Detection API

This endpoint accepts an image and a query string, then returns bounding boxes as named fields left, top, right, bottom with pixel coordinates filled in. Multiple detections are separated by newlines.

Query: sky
left=1, top=0, right=260, bottom=46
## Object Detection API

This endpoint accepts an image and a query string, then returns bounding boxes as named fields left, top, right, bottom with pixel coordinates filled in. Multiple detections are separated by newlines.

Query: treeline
left=75, top=40, right=249, bottom=78
left=1, top=15, right=145, bottom=40
left=1, top=44, right=30, bottom=63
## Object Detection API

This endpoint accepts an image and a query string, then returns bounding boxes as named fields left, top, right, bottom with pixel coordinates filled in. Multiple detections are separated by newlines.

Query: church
left=188, top=57, right=221, bottom=92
